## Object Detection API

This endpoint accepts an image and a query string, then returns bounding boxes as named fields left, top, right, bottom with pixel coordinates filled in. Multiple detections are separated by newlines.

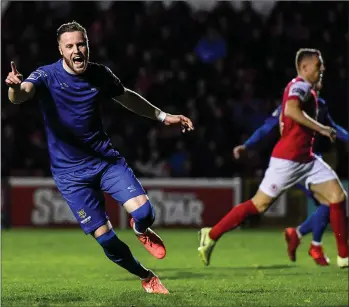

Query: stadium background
left=2, top=2, right=349, bottom=307
left=1, top=1, right=348, bottom=230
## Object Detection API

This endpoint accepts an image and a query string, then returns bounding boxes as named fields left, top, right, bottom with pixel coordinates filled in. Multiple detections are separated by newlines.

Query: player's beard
left=63, top=54, right=89, bottom=75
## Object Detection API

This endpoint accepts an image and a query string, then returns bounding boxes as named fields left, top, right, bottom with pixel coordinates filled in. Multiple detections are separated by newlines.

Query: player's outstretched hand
left=319, top=126, right=336, bottom=143
left=233, top=145, right=247, bottom=159
left=163, top=114, right=194, bottom=133
left=5, top=61, right=23, bottom=88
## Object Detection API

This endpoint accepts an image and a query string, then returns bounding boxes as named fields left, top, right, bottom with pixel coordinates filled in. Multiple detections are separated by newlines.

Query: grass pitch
left=2, top=228, right=348, bottom=307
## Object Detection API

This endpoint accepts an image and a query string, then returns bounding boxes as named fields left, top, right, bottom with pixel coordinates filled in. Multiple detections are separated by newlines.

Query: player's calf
left=311, top=180, right=348, bottom=259
left=94, top=227, right=151, bottom=279
left=94, top=226, right=169, bottom=292
left=208, top=192, right=269, bottom=242
left=328, top=194, right=348, bottom=259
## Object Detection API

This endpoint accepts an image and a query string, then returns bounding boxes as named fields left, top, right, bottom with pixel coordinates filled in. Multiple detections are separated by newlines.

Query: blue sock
left=131, top=200, right=155, bottom=233
left=298, top=213, right=314, bottom=236
left=298, top=204, right=330, bottom=243
left=311, top=205, right=330, bottom=243
left=96, top=229, right=149, bottom=279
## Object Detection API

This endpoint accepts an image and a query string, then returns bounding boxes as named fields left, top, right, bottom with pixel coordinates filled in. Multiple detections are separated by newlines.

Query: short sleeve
left=288, top=81, right=311, bottom=102
left=24, top=69, right=47, bottom=89
left=102, top=66, right=125, bottom=97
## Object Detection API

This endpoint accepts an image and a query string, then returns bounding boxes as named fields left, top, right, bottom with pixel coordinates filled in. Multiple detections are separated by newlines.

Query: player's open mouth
left=73, top=56, right=85, bottom=67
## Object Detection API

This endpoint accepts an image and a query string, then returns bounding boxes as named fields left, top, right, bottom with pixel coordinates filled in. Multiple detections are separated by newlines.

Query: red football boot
left=308, top=243, right=330, bottom=266
left=130, top=218, right=166, bottom=259
left=284, top=227, right=300, bottom=262
left=141, top=271, right=169, bottom=294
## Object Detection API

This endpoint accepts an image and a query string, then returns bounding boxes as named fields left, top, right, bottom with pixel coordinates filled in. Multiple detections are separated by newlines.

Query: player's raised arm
left=114, top=88, right=194, bottom=133
left=102, top=65, right=194, bottom=133
left=5, top=62, right=36, bottom=104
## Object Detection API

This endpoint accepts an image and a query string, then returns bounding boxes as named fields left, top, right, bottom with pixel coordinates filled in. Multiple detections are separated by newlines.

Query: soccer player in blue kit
left=5, top=21, right=194, bottom=294
left=233, top=77, right=348, bottom=266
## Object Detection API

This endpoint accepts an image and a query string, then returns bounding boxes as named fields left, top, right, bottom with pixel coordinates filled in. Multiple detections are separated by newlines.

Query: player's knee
left=328, top=190, right=347, bottom=204
left=131, top=200, right=155, bottom=229
left=252, top=201, right=269, bottom=213
left=92, top=221, right=113, bottom=238
left=95, top=228, right=130, bottom=261
left=251, top=193, right=273, bottom=213
left=95, top=228, right=119, bottom=248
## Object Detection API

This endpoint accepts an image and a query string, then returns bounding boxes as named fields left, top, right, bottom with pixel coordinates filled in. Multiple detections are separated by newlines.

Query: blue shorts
left=53, top=157, right=146, bottom=234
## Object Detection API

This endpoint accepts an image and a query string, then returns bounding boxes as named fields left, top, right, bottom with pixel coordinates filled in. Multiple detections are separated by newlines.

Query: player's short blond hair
left=295, top=48, right=322, bottom=72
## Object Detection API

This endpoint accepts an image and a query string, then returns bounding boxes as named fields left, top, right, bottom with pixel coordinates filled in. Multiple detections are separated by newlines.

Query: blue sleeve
left=24, top=69, right=47, bottom=89
left=325, top=106, right=349, bottom=143
left=243, top=107, right=280, bottom=149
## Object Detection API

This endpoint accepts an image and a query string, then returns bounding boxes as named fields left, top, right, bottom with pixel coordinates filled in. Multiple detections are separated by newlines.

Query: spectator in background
left=194, top=27, right=227, bottom=63
left=1, top=1, right=348, bottom=179
left=169, top=140, right=191, bottom=177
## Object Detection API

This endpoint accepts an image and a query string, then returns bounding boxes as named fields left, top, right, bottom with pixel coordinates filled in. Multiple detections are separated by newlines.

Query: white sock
left=140, top=270, right=153, bottom=281
left=132, top=221, right=145, bottom=235
left=311, top=241, right=322, bottom=246
left=296, top=227, right=302, bottom=239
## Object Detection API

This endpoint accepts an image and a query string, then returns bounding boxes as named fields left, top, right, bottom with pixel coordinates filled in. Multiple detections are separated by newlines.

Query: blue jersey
left=24, top=59, right=125, bottom=174
left=243, top=98, right=348, bottom=152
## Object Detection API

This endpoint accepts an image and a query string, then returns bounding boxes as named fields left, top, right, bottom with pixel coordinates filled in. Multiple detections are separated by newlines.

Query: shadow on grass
left=159, top=264, right=295, bottom=271
left=2, top=293, right=85, bottom=307
left=117, top=264, right=297, bottom=281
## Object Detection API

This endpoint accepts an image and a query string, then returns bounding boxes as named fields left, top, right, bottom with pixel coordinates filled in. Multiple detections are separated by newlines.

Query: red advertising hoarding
left=8, top=178, right=241, bottom=229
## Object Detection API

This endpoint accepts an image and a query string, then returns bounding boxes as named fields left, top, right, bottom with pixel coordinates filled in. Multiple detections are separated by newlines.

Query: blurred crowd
left=2, top=1, right=348, bottom=179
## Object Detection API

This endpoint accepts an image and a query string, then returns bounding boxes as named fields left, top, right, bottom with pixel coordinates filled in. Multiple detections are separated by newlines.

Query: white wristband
left=157, top=111, right=167, bottom=122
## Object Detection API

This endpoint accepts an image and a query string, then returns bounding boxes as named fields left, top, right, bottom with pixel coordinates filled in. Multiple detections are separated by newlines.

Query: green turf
left=2, top=228, right=348, bottom=307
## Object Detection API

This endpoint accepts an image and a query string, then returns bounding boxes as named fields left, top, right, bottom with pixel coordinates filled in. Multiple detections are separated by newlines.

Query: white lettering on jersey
left=27, top=71, right=41, bottom=81
left=288, top=81, right=311, bottom=102
left=27, top=69, right=47, bottom=81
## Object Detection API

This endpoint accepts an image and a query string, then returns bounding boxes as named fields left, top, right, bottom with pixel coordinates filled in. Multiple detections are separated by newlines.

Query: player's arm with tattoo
left=114, top=88, right=194, bottom=132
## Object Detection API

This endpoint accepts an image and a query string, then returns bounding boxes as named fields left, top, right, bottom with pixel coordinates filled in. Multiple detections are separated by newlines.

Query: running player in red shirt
left=198, top=49, right=348, bottom=268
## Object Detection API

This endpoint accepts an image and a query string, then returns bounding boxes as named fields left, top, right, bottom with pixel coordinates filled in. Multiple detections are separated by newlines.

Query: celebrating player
left=5, top=21, right=194, bottom=294
left=198, top=49, right=348, bottom=268
left=233, top=77, right=349, bottom=266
